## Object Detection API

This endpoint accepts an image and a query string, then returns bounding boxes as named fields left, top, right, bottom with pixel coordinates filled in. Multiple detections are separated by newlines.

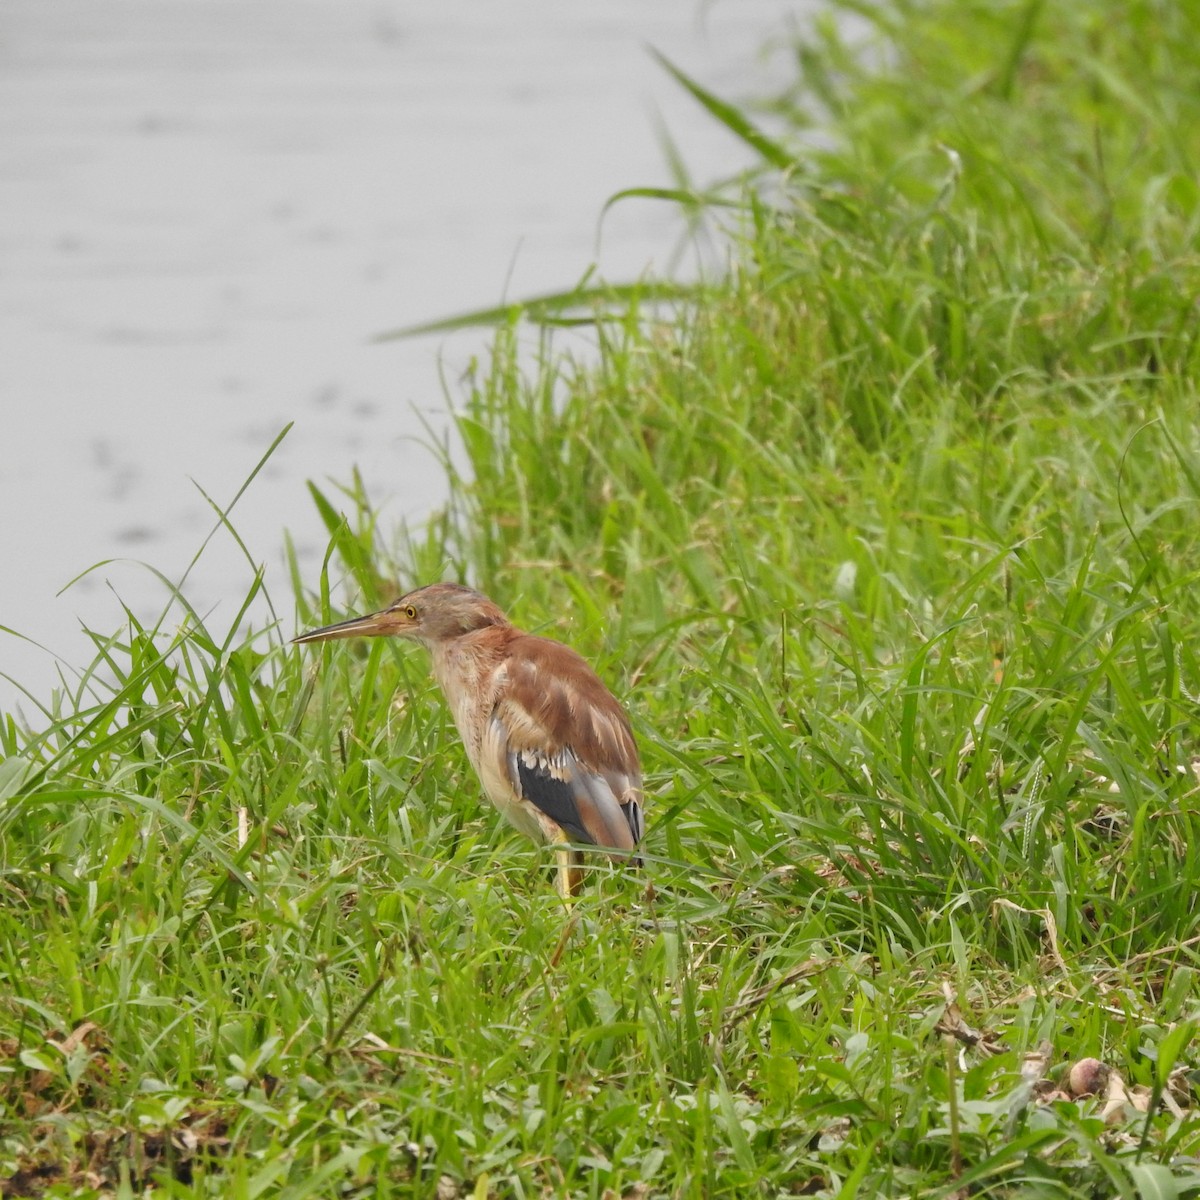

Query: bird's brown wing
left=482, top=633, right=642, bottom=854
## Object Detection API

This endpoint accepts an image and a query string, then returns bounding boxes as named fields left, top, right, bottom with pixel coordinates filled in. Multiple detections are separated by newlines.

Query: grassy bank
left=4, top=0, right=1200, bottom=1195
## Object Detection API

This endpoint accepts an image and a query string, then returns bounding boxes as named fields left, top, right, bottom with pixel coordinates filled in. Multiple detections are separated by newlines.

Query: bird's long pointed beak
left=293, top=608, right=395, bottom=644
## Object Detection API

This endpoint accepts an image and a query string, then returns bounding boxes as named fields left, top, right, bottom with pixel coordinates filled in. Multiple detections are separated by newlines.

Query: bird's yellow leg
left=553, top=841, right=585, bottom=902
left=555, top=846, right=573, bottom=903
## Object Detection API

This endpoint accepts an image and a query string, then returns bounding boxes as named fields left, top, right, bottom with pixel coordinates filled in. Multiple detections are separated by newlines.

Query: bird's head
left=293, top=583, right=509, bottom=649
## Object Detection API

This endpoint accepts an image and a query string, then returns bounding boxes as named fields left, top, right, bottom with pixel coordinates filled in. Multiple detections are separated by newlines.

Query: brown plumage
left=294, top=583, right=643, bottom=896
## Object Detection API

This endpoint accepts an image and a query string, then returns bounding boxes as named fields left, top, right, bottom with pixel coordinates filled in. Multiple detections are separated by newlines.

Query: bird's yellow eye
left=403, top=605, right=417, bottom=619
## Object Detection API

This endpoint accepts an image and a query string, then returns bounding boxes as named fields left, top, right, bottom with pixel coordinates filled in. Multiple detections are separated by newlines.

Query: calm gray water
left=0, top=0, right=809, bottom=713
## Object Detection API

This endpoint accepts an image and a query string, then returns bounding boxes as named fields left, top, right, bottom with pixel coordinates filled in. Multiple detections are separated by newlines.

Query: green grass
left=5, top=0, right=1200, bottom=1195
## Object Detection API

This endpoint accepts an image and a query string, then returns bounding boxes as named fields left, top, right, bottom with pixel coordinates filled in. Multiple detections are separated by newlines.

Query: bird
left=294, top=583, right=643, bottom=897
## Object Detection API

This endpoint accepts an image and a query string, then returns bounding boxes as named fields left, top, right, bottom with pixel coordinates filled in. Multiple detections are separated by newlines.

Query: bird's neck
left=428, top=627, right=513, bottom=755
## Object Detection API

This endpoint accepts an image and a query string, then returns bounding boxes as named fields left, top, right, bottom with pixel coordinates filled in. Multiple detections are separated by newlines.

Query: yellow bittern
left=294, top=583, right=643, bottom=896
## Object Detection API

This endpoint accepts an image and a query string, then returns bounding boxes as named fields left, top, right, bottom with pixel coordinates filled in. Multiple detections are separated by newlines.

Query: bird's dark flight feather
left=510, top=750, right=595, bottom=846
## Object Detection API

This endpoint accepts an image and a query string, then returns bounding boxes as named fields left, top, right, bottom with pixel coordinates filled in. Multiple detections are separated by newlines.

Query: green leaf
left=649, top=48, right=795, bottom=171
left=0, top=754, right=34, bottom=803
left=716, top=1076, right=756, bottom=1173
left=1155, top=1020, right=1195, bottom=1088
left=1128, top=1163, right=1180, bottom=1200
left=374, top=279, right=697, bottom=339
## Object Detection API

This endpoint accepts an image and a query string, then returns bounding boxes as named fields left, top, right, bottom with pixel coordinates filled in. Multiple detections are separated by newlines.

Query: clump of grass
left=4, top=0, right=1200, bottom=1194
